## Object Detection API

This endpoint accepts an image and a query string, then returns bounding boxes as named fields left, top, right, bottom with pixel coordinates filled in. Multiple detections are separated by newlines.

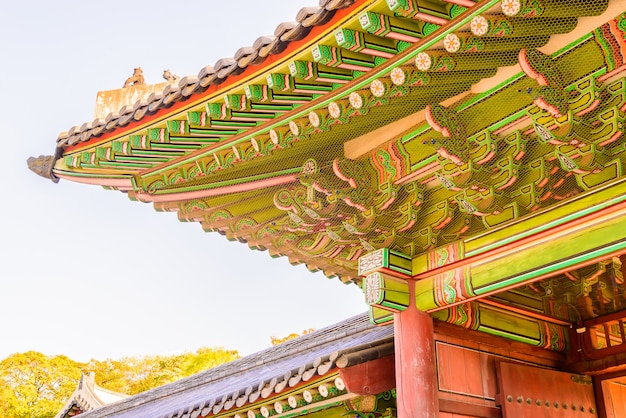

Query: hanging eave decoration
left=31, top=0, right=626, bottom=290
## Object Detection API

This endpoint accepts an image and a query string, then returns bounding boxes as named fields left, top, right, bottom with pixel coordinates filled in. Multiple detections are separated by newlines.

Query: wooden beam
left=343, top=93, right=469, bottom=159
left=438, top=398, right=501, bottom=418
left=338, top=355, right=396, bottom=396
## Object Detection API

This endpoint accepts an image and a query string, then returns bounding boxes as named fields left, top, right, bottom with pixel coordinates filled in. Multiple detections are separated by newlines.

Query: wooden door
left=602, top=377, right=626, bottom=418
left=497, top=362, right=597, bottom=417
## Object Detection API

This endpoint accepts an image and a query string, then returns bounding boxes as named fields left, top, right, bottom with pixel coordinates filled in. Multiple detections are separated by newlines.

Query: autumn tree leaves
left=0, top=347, right=240, bottom=418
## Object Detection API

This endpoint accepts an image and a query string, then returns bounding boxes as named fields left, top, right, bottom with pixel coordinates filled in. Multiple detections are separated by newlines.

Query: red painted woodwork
left=439, top=399, right=501, bottom=418
left=436, top=342, right=498, bottom=401
left=338, top=355, right=395, bottom=396
left=601, top=377, right=626, bottom=418
left=440, top=414, right=485, bottom=418
left=395, top=298, right=439, bottom=418
left=497, top=362, right=597, bottom=417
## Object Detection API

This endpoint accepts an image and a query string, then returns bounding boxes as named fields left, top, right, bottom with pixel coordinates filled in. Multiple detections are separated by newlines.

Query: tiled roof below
left=76, top=312, right=393, bottom=418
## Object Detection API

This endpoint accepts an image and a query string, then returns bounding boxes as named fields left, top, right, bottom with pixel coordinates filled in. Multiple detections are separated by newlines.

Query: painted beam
left=338, top=355, right=396, bottom=396
left=412, top=181, right=626, bottom=312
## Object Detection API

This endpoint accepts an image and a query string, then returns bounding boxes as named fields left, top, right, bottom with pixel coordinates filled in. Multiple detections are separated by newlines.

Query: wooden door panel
left=437, top=342, right=497, bottom=400
left=603, top=379, right=626, bottom=418
left=497, top=362, right=597, bottom=417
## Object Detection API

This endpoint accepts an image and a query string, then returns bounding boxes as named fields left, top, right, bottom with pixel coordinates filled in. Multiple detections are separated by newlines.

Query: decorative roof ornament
left=162, top=69, right=180, bottom=84
left=370, top=79, right=386, bottom=97
left=519, top=48, right=568, bottom=118
left=389, top=67, right=406, bottom=85
left=27, top=155, right=58, bottom=183
left=123, top=67, right=145, bottom=88
left=309, top=111, right=321, bottom=128
left=269, top=129, right=279, bottom=144
left=349, top=92, right=364, bottom=109
left=443, top=33, right=461, bottom=53
left=425, top=104, right=468, bottom=164
left=289, top=120, right=300, bottom=136
left=415, top=52, right=432, bottom=71
left=328, top=102, right=341, bottom=118
left=501, top=0, right=521, bottom=17
left=470, top=15, right=489, bottom=36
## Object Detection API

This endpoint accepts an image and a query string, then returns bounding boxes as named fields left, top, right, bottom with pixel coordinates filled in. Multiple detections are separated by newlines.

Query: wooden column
left=394, top=280, right=439, bottom=417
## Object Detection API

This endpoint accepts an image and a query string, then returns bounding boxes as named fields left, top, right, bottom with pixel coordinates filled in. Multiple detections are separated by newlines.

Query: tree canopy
left=270, top=328, right=315, bottom=346
left=0, top=347, right=240, bottom=418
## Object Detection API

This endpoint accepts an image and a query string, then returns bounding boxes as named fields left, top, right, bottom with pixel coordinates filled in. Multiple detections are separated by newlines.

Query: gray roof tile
left=77, top=313, right=393, bottom=418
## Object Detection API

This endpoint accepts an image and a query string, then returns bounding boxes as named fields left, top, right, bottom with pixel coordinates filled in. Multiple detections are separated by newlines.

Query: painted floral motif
left=349, top=92, right=363, bottom=109
left=308, top=111, right=320, bottom=127
left=470, top=15, right=489, bottom=36
left=231, top=145, right=240, bottom=160
left=250, top=137, right=259, bottom=152
left=364, top=273, right=382, bottom=305
left=501, top=0, right=521, bottom=16
left=390, top=67, right=406, bottom=85
left=370, top=79, right=385, bottom=97
left=335, top=377, right=345, bottom=391
left=328, top=101, right=341, bottom=118
left=443, top=33, right=461, bottom=53
left=415, top=52, right=432, bottom=71
left=289, top=120, right=300, bottom=136
left=302, top=159, right=317, bottom=175
left=303, top=390, right=314, bottom=403
left=269, top=129, right=279, bottom=144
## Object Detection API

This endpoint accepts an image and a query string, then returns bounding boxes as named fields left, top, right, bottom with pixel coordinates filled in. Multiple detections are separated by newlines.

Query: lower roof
left=76, top=312, right=392, bottom=418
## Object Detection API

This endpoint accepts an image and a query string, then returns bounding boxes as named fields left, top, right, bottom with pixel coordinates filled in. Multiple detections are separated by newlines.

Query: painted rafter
left=34, top=0, right=626, bottom=334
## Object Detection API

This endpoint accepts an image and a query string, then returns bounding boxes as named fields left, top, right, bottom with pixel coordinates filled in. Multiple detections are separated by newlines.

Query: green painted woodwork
left=412, top=188, right=626, bottom=312
left=464, top=179, right=626, bottom=259
left=312, top=44, right=377, bottom=70
left=386, top=0, right=465, bottom=20
left=359, top=11, right=437, bottom=40
left=358, top=248, right=411, bottom=277
left=363, top=272, right=410, bottom=311
left=49, top=0, right=626, bottom=348
left=334, top=28, right=397, bottom=56
left=432, top=301, right=567, bottom=351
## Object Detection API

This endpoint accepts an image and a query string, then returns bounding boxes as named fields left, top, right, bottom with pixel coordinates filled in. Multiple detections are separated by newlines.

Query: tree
left=85, top=346, right=240, bottom=395
left=0, top=347, right=240, bottom=417
left=0, top=351, right=82, bottom=418
left=270, top=328, right=315, bottom=346
left=179, top=347, right=240, bottom=377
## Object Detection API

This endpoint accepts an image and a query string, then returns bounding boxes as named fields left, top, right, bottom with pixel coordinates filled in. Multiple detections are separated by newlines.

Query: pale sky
left=1, top=1, right=367, bottom=363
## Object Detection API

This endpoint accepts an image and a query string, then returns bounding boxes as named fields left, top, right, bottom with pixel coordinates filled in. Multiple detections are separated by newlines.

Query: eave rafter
left=42, top=0, right=626, bottom=287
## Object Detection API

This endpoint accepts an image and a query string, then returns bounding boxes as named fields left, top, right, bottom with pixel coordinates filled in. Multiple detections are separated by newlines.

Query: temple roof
left=73, top=313, right=393, bottom=418
left=56, top=372, right=128, bottom=418
left=33, top=0, right=626, bottom=283
left=33, top=0, right=626, bottom=350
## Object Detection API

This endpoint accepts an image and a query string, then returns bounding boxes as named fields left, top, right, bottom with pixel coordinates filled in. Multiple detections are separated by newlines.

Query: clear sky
left=0, top=1, right=367, bottom=363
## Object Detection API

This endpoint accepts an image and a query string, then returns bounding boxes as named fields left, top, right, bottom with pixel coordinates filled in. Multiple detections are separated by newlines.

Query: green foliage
left=270, top=328, right=315, bottom=346
left=0, top=347, right=240, bottom=417
left=84, top=346, right=240, bottom=395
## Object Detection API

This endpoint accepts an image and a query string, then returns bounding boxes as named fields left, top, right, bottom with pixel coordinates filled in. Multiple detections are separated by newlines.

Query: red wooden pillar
left=394, top=280, right=439, bottom=417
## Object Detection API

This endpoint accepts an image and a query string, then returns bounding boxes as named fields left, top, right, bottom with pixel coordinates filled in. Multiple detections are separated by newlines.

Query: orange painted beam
left=338, top=355, right=395, bottom=396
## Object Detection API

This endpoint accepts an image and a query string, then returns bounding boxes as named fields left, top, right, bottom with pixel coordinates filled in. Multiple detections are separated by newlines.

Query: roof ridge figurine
left=163, top=69, right=180, bottom=84
left=123, top=67, right=145, bottom=88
